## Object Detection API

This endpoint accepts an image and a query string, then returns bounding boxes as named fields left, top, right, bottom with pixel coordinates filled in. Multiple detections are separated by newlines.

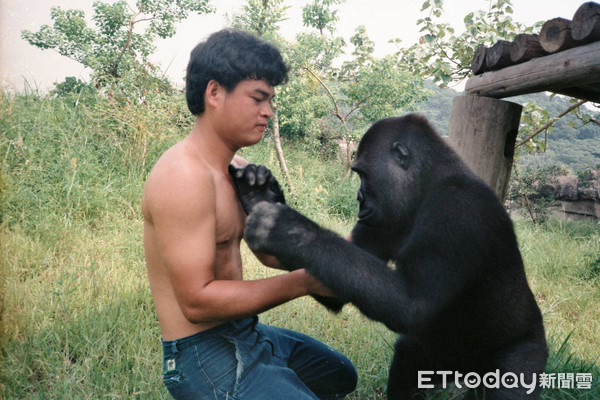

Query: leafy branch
left=516, top=100, right=587, bottom=148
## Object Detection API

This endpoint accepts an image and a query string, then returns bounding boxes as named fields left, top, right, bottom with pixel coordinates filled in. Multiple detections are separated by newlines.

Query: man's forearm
left=179, top=269, right=309, bottom=324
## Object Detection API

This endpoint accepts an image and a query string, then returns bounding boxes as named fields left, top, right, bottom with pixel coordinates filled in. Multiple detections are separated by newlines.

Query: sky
left=0, top=0, right=582, bottom=92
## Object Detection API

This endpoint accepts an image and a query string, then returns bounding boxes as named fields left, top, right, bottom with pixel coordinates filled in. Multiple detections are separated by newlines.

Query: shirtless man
left=141, top=29, right=357, bottom=400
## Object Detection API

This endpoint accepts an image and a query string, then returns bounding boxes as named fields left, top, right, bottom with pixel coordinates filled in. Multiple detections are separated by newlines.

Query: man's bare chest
left=214, top=179, right=246, bottom=245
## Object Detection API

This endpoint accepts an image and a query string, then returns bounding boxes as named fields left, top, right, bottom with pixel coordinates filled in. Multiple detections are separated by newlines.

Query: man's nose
left=262, top=102, right=274, bottom=119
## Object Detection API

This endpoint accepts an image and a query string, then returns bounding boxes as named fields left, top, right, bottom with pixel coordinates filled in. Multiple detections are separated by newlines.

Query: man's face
left=219, top=79, right=275, bottom=147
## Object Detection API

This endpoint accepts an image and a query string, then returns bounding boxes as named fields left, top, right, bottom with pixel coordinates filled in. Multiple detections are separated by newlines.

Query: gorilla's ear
left=392, top=142, right=410, bottom=169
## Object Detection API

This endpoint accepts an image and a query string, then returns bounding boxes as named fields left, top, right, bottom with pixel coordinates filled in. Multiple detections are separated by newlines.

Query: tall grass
left=1, top=91, right=598, bottom=399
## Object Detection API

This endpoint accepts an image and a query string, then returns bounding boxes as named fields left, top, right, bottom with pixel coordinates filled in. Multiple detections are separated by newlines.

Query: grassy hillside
left=1, top=91, right=598, bottom=399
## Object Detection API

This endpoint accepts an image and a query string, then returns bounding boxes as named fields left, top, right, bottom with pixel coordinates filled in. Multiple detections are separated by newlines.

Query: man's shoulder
left=143, top=143, right=215, bottom=217
left=150, top=142, right=213, bottom=186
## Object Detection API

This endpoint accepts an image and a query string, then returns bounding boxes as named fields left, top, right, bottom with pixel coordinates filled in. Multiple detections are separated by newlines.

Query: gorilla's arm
left=349, top=223, right=397, bottom=261
left=244, top=201, right=479, bottom=334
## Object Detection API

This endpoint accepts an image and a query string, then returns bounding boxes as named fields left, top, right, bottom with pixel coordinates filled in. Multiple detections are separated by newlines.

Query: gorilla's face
left=352, top=116, right=423, bottom=230
left=352, top=156, right=400, bottom=227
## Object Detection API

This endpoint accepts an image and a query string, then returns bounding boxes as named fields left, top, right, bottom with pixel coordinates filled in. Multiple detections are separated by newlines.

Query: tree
left=229, top=0, right=289, bottom=39
left=277, top=32, right=345, bottom=148
left=398, top=0, right=535, bottom=87
left=301, top=25, right=429, bottom=170
left=397, top=0, right=594, bottom=154
left=22, top=0, right=214, bottom=88
left=302, top=0, right=345, bottom=35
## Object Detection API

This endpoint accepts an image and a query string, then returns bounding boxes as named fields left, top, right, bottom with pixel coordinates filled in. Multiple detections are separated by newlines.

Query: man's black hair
left=185, top=29, right=288, bottom=115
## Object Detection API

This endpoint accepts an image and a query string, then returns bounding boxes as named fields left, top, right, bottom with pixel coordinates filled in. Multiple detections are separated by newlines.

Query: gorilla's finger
left=255, top=165, right=271, bottom=186
left=233, top=164, right=246, bottom=179
left=244, top=163, right=257, bottom=186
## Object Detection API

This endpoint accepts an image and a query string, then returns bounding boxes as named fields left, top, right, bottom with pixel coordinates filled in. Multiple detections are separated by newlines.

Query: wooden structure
left=448, top=2, right=600, bottom=201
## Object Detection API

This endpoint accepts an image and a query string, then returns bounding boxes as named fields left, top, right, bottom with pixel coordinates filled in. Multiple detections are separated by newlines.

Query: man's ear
left=205, top=79, right=223, bottom=108
left=392, top=142, right=410, bottom=169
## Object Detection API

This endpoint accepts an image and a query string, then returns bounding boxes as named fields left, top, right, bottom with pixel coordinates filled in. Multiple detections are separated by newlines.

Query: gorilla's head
left=351, top=114, right=453, bottom=229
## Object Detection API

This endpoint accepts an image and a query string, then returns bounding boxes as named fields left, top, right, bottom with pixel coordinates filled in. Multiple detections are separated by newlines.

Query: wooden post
left=448, top=95, right=523, bottom=201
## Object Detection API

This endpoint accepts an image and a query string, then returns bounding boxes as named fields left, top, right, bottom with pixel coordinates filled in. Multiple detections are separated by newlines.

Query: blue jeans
left=161, top=317, right=357, bottom=400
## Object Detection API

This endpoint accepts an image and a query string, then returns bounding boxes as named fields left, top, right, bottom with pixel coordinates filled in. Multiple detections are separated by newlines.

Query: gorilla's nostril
left=357, top=189, right=364, bottom=204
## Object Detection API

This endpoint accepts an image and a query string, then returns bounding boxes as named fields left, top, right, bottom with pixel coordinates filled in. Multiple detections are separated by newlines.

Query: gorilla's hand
left=244, top=202, right=313, bottom=257
left=245, top=201, right=346, bottom=313
left=229, top=164, right=285, bottom=215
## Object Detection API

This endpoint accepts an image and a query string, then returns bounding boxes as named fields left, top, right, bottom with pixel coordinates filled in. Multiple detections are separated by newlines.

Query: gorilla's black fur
left=238, top=114, right=548, bottom=399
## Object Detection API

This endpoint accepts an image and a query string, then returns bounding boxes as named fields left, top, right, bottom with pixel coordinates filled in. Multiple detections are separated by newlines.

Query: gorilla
left=231, top=114, right=548, bottom=400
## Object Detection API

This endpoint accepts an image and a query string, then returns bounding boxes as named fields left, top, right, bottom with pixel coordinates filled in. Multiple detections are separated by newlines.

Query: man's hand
left=229, top=163, right=285, bottom=215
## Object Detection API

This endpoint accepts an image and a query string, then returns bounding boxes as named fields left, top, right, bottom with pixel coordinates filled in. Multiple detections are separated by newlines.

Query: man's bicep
left=152, top=180, right=217, bottom=294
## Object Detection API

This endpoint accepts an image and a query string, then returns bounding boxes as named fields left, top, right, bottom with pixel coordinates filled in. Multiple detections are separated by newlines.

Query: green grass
left=1, top=92, right=598, bottom=399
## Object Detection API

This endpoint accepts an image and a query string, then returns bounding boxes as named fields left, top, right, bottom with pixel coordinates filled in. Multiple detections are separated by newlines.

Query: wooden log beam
left=540, top=18, right=581, bottom=53
left=510, top=34, right=548, bottom=64
left=448, top=96, right=522, bottom=201
left=465, top=41, right=600, bottom=102
left=471, top=46, right=488, bottom=75
left=572, top=2, right=600, bottom=42
left=486, top=40, right=513, bottom=71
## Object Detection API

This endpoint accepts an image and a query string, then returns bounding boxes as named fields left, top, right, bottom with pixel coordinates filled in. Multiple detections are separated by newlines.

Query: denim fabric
left=161, top=317, right=357, bottom=400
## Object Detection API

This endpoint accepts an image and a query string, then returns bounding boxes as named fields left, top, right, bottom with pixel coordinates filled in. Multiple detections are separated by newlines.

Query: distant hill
left=413, top=83, right=600, bottom=172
